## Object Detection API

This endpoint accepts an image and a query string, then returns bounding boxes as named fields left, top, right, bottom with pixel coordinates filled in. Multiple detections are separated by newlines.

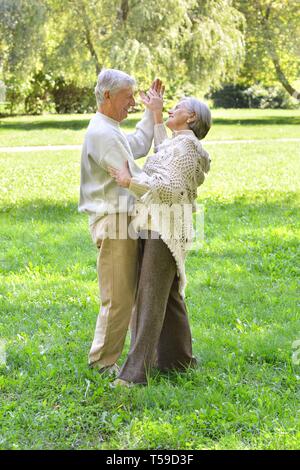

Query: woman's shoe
left=110, top=378, right=136, bottom=388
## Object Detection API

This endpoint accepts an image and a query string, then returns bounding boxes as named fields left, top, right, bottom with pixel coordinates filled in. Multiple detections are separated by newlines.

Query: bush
left=209, top=84, right=249, bottom=108
left=209, top=83, right=299, bottom=109
left=24, top=72, right=54, bottom=115
left=52, top=78, right=95, bottom=114
left=244, top=84, right=298, bottom=109
left=4, top=74, right=96, bottom=115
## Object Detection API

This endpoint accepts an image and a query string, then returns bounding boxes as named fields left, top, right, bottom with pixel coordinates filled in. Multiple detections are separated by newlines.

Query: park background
left=0, top=0, right=299, bottom=450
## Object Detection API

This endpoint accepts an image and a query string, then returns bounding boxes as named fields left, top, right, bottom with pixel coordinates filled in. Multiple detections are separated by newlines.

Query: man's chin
left=120, top=110, right=128, bottom=121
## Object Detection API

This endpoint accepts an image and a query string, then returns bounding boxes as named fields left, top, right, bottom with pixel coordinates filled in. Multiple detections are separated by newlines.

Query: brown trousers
left=118, top=233, right=196, bottom=384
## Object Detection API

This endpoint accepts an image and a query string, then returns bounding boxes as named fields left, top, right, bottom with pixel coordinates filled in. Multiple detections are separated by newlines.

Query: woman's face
left=166, top=100, right=193, bottom=131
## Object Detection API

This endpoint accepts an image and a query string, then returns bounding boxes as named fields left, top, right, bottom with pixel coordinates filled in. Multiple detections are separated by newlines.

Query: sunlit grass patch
left=0, top=112, right=299, bottom=450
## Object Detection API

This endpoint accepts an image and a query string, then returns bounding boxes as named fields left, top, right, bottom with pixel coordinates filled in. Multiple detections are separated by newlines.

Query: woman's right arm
left=140, top=88, right=168, bottom=150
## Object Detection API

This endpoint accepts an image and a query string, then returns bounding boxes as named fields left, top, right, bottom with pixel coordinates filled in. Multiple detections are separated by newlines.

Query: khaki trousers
left=88, top=214, right=138, bottom=368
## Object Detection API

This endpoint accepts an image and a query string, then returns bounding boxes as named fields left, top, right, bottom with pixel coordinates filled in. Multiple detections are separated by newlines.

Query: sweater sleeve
left=99, top=138, right=131, bottom=171
left=153, top=123, right=168, bottom=152
left=129, top=176, right=151, bottom=198
left=125, top=109, right=154, bottom=159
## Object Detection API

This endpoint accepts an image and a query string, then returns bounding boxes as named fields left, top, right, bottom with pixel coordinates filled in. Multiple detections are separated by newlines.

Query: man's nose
left=131, top=97, right=135, bottom=106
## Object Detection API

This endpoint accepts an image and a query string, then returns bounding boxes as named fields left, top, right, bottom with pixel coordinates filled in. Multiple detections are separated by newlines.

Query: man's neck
left=98, top=105, right=119, bottom=122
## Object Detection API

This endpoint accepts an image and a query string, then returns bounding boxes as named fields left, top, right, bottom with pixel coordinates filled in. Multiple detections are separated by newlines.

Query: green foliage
left=0, top=110, right=300, bottom=449
left=234, top=0, right=300, bottom=94
left=0, top=0, right=47, bottom=76
left=0, top=0, right=48, bottom=111
left=1, top=0, right=299, bottom=113
left=1, top=0, right=245, bottom=113
left=24, top=72, right=55, bottom=115
left=52, top=78, right=95, bottom=114
left=210, top=83, right=299, bottom=109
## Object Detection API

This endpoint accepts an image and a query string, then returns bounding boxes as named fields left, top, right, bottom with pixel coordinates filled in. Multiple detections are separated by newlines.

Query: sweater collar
left=172, top=129, right=195, bottom=138
left=96, top=111, right=120, bottom=128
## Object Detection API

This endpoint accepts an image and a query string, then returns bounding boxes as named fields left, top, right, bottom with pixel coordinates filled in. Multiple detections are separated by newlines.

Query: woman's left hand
left=140, top=88, right=164, bottom=113
left=108, top=161, right=132, bottom=188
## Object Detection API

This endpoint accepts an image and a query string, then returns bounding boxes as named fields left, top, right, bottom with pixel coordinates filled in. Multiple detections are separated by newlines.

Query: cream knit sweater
left=79, top=109, right=154, bottom=224
left=128, top=124, right=211, bottom=297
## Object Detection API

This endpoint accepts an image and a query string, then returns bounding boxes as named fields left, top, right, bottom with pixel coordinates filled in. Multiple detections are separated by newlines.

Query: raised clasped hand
left=140, top=78, right=165, bottom=112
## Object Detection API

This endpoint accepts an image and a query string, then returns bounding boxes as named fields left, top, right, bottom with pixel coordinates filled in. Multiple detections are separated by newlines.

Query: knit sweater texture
left=79, top=109, right=154, bottom=224
left=129, top=125, right=211, bottom=297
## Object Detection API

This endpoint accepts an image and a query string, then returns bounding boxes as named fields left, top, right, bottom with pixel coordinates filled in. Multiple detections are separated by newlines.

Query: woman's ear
left=187, top=112, right=196, bottom=124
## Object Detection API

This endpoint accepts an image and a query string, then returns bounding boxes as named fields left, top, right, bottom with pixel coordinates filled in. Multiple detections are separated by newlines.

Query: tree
left=1, top=0, right=246, bottom=112
left=46, top=0, right=245, bottom=95
left=235, top=0, right=300, bottom=100
left=0, top=0, right=48, bottom=111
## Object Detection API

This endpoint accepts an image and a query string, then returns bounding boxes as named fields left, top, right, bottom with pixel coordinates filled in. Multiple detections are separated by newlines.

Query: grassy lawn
left=0, top=110, right=299, bottom=449
left=0, top=108, right=300, bottom=147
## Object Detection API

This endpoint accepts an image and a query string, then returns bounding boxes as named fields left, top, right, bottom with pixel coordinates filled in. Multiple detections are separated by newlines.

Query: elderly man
left=79, top=69, right=162, bottom=375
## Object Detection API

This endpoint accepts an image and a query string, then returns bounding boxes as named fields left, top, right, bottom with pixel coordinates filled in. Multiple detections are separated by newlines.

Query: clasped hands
left=140, top=78, right=165, bottom=113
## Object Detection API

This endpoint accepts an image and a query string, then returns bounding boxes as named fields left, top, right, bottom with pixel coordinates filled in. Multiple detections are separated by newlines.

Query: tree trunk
left=119, top=0, right=129, bottom=22
left=76, top=1, right=102, bottom=76
left=83, top=25, right=102, bottom=76
left=270, top=55, right=300, bottom=100
left=260, top=3, right=300, bottom=100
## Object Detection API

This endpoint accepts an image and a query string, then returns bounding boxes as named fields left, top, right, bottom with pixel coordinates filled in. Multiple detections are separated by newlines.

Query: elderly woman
left=109, top=90, right=212, bottom=386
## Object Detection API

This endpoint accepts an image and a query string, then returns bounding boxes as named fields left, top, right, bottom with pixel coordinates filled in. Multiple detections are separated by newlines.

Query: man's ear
left=103, top=90, right=110, bottom=101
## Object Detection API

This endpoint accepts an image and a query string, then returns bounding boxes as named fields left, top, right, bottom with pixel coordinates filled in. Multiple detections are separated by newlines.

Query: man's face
left=108, top=87, right=135, bottom=122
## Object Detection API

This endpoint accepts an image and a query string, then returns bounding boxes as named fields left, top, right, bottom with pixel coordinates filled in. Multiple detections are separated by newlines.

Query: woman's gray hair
left=183, top=97, right=212, bottom=140
left=95, top=69, right=136, bottom=106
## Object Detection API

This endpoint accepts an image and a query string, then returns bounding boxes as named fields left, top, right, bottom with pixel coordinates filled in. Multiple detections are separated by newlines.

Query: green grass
left=0, top=110, right=300, bottom=450
left=0, top=108, right=300, bottom=147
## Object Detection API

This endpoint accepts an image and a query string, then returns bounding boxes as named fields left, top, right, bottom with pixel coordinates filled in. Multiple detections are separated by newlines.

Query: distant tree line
left=0, top=0, right=299, bottom=114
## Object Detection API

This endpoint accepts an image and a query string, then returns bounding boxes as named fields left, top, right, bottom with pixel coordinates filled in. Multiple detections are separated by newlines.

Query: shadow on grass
left=0, top=116, right=141, bottom=132
left=1, top=115, right=299, bottom=133
left=0, top=119, right=90, bottom=131
left=212, top=116, right=300, bottom=126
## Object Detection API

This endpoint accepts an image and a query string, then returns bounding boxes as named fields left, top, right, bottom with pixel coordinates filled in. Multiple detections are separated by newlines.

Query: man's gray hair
left=95, top=69, right=136, bottom=106
left=184, top=97, right=212, bottom=140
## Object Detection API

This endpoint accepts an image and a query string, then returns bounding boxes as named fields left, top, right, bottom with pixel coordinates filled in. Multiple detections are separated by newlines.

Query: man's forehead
left=119, top=86, right=135, bottom=95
